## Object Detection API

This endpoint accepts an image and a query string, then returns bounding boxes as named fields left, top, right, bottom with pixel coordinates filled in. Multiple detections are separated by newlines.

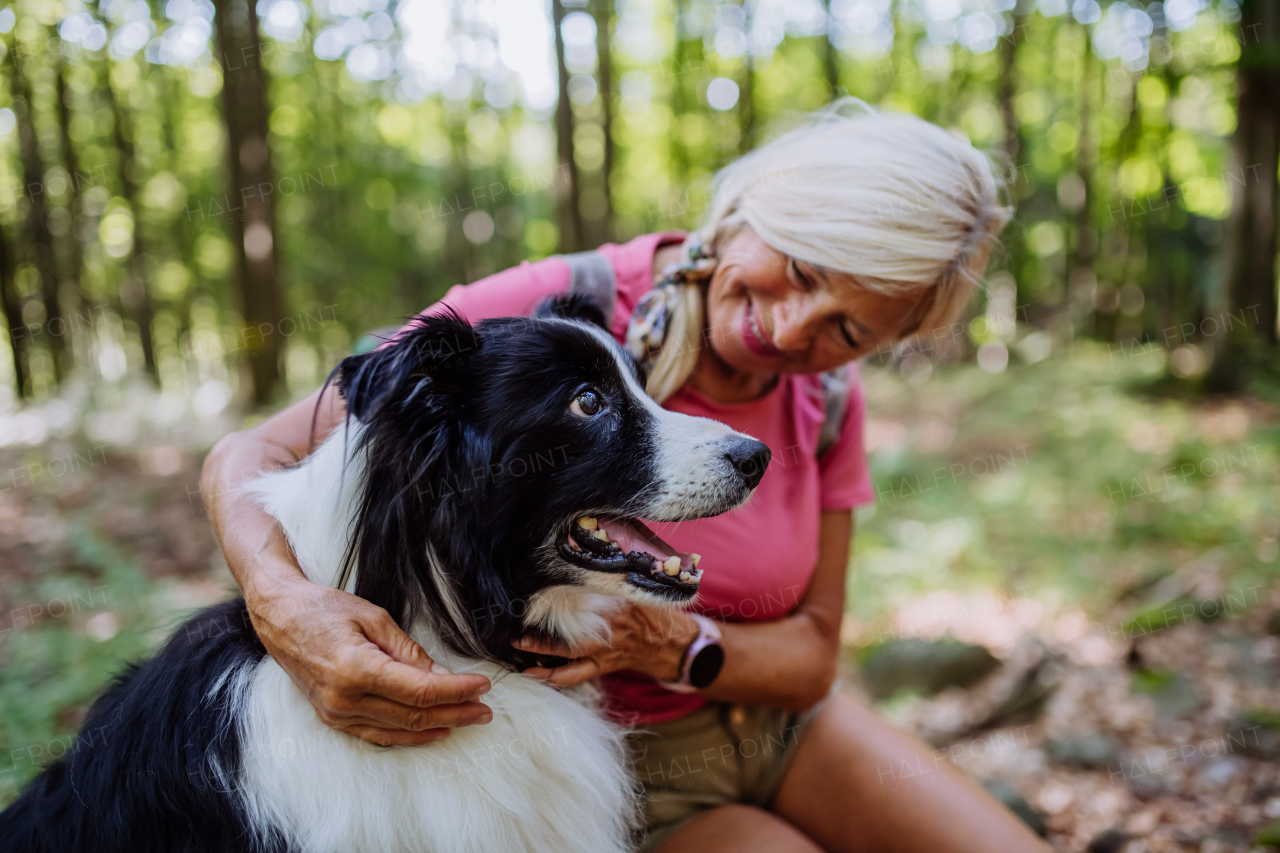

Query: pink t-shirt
left=425, top=232, right=875, bottom=725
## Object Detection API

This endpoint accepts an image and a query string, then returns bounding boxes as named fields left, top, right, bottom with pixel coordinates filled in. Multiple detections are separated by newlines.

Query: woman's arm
left=517, top=509, right=852, bottom=711
left=201, top=385, right=493, bottom=746
left=204, top=255, right=580, bottom=744
left=701, top=508, right=848, bottom=708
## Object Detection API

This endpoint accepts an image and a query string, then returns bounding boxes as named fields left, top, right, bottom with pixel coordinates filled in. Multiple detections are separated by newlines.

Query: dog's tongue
left=599, top=516, right=697, bottom=574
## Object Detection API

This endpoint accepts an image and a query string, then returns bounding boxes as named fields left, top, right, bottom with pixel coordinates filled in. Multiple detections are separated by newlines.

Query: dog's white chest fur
left=240, top=434, right=638, bottom=853
left=235, top=653, right=635, bottom=853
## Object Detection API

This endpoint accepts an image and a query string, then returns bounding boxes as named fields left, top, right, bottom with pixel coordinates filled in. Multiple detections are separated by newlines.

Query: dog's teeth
left=593, top=528, right=610, bottom=541
left=679, top=571, right=691, bottom=583
left=691, top=553, right=701, bottom=567
left=577, top=516, right=598, bottom=531
left=663, top=556, right=681, bottom=576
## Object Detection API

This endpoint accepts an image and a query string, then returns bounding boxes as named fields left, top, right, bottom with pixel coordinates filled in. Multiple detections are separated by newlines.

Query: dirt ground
left=0, top=376, right=1274, bottom=845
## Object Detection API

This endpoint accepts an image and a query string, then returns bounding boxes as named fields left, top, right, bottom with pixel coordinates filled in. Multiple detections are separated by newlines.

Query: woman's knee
left=654, top=804, right=824, bottom=853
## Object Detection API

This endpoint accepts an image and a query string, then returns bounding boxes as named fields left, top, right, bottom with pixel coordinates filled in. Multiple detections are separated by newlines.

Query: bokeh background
left=1, top=0, right=1278, bottom=849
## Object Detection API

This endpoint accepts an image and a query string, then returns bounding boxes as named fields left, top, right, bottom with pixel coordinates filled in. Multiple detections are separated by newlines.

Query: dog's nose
left=725, top=439, right=771, bottom=490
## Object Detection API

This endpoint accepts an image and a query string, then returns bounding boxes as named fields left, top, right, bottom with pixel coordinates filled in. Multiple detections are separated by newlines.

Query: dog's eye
left=570, top=389, right=604, bottom=418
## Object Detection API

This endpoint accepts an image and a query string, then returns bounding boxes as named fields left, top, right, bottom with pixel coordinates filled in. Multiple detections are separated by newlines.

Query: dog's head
left=334, top=297, right=770, bottom=667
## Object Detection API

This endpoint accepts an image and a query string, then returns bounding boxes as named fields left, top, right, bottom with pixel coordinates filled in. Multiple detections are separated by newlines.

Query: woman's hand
left=248, top=573, right=494, bottom=746
left=517, top=511, right=853, bottom=709
left=514, top=602, right=699, bottom=689
left=202, top=386, right=492, bottom=747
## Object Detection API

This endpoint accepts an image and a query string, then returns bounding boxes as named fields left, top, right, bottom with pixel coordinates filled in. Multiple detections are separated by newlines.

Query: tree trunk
left=1108, top=81, right=1148, bottom=344
left=593, top=0, right=615, bottom=242
left=1227, top=1, right=1279, bottom=345
left=671, top=0, right=694, bottom=194
left=823, top=0, right=841, bottom=99
left=11, top=40, right=67, bottom=384
left=159, top=66, right=198, bottom=335
left=739, top=50, right=755, bottom=155
left=1207, top=0, right=1279, bottom=389
left=997, top=6, right=1029, bottom=317
left=55, top=59, right=93, bottom=354
left=316, top=57, right=352, bottom=310
left=445, top=111, right=473, bottom=283
left=1067, top=27, right=1095, bottom=298
left=552, top=0, right=583, bottom=252
left=0, top=217, right=26, bottom=397
left=103, top=64, right=159, bottom=380
left=0, top=41, right=29, bottom=397
left=213, top=0, right=285, bottom=405
left=736, top=1, right=757, bottom=155
left=998, top=8, right=1027, bottom=187
left=552, top=0, right=579, bottom=251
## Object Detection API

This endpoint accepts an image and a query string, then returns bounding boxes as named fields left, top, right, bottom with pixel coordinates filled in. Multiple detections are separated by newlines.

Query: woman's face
left=703, top=226, right=929, bottom=376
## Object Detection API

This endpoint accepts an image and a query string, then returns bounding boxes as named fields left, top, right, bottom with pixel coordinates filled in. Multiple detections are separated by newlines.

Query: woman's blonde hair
left=646, top=99, right=1011, bottom=403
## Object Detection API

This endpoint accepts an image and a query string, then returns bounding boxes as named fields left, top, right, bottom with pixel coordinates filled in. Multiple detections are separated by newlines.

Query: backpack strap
left=560, top=250, right=618, bottom=327
left=353, top=251, right=618, bottom=355
left=816, top=365, right=851, bottom=459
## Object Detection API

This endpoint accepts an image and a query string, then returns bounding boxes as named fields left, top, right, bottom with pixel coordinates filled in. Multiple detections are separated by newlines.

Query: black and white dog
left=0, top=298, right=770, bottom=853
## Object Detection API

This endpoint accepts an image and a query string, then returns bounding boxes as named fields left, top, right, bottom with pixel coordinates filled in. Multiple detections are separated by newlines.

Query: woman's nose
left=770, top=297, right=823, bottom=351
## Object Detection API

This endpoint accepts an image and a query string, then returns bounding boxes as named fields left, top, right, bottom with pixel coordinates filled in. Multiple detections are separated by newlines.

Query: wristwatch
left=659, top=614, right=724, bottom=693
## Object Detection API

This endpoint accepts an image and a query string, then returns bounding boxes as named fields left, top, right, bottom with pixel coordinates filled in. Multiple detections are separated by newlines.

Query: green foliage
left=848, top=342, right=1279, bottom=626
left=0, top=526, right=191, bottom=803
left=0, top=1, right=1264, bottom=404
left=1130, top=666, right=1176, bottom=693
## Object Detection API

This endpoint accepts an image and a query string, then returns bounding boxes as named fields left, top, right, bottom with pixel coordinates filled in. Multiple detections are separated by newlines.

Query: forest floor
left=1, top=341, right=1277, bottom=851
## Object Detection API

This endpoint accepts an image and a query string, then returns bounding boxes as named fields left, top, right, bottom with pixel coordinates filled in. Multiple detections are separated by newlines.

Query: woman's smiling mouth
left=740, top=301, right=782, bottom=358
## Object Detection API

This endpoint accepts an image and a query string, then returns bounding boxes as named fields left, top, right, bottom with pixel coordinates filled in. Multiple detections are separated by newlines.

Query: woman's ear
left=336, top=310, right=480, bottom=422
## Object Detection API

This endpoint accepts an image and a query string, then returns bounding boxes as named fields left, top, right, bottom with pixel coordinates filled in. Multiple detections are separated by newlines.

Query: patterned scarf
left=624, top=234, right=718, bottom=364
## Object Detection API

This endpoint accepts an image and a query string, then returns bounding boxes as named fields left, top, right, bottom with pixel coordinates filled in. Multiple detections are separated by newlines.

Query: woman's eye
left=788, top=260, right=809, bottom=288
left=838, top=321, right=860, bottom=350
left=570, top=389, right=604, bottom=418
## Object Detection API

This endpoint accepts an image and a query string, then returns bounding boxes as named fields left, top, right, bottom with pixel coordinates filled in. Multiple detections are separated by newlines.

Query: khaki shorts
left=627, top=694, right=831, bottom=853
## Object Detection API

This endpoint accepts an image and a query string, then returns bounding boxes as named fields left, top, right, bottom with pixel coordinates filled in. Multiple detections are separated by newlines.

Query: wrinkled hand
left=250, top=575, right=494, bottom=746
left=514, top=601, right=699, bottom=689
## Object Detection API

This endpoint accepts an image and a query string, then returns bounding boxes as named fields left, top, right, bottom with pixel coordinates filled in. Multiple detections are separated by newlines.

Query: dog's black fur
left=0, top=297, right=762, bottom=852
left=0, top=599, right=271, bottom=853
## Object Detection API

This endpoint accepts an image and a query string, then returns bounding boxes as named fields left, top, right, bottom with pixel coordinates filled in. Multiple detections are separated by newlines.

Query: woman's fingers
left=358, top=607, right=493, bottom=704
left=340, top=724, right=453, bottom=748
left=358, top=604, right=435, bottom=665
left=255, top=580, right=497, bottom=737
left=330, top=694, right=493, bottom=732
left=512, top=635, right=599, bottom=659
left=365, top=655, right=491, bottom=709
left=539, top=658, right=601, bottom=689
left=512, top=637, right=570, bottom=656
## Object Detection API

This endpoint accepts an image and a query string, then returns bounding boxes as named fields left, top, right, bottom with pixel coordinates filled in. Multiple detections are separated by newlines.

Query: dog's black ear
left=336, top=310, right=480, bottom=422
left=534, top=293, right=609, bottom=330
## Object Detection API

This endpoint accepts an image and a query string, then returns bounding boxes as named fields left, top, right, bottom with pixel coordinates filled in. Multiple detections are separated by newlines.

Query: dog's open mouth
left=558, top=515, right=703, bottom=598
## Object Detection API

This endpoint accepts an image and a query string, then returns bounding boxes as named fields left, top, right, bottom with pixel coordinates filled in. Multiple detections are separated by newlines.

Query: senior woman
left=202, top=103, right=1049, bottom=853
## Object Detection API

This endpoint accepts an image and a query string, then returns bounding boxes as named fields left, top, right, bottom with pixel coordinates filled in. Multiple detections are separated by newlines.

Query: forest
left=0, top=0, right=1273, bottom=406
left=1, top=0, right=1278, bottom=849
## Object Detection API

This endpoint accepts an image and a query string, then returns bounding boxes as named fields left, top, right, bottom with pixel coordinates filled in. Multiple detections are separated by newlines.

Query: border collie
left=1, top=297, right=770, bottom=853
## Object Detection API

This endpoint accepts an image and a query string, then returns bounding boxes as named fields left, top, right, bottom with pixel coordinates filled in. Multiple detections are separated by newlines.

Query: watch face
left=688, top=643, right=725, bottom=689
